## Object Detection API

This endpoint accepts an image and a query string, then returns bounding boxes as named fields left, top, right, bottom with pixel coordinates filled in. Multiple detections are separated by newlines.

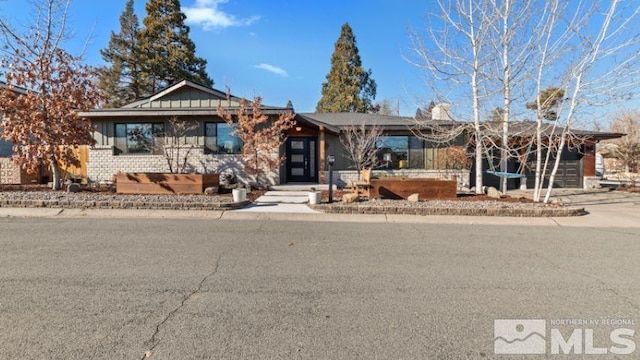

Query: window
left=205, top=123, right=242, bottom=154
left=114, top=123, right=164, bottom=155
left=0, top=140, right=12, bottom=157
left=376, top=136, right=425, bottom=169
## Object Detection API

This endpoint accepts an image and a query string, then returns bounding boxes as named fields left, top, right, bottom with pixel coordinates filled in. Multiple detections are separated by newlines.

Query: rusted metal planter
left=116, top=173, right=219, bottom=195
left=370, top=177, right=457, bottom=200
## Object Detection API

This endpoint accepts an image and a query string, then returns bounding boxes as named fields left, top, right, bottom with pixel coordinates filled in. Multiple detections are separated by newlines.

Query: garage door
left=526, top=160, right=582, bottom=188
left=552, top=160, right=582, bottom=188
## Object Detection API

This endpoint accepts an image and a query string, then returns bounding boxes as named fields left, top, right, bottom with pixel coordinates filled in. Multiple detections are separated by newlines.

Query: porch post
left=319, top=126, right=326, bottom=184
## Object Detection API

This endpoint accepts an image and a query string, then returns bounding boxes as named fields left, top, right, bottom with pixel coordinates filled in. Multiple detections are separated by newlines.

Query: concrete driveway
left=509, top=188, right=640, bottom=228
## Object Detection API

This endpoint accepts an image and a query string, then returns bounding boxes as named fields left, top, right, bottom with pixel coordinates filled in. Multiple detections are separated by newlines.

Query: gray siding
left=138, top=88, right=240, bottom=109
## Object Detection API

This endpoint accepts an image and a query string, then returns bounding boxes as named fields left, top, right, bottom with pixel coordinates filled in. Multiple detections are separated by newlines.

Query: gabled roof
left=121, top=80, right=238, bottom=109
left=80, top=80, right=289, bottom=118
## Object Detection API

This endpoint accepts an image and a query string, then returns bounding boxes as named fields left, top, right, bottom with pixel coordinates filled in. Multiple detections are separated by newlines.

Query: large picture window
left=376, top=136, right=425, bottom=169
left=114, top=123, right=164, bottom=155
left=205, top=123, right=243, bottom=154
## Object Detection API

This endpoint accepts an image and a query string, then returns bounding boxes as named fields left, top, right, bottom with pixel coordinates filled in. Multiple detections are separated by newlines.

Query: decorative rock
left=67, top=183, right=81, bottom=193
left=204, top=186, right=218, bottom=195
left=407, top=193, right=420, bottom=202
left=486, top=186, right=501, bottom=199
left=342, top=193, right=358, bottom=203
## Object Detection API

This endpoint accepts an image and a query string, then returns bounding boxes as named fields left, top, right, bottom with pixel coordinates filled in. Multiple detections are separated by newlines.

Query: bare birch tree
left=410, top=0, right=640, bottom=202
left=528, top=0, right=640, bottom=202
left=407, top=0, right=494, bottom=194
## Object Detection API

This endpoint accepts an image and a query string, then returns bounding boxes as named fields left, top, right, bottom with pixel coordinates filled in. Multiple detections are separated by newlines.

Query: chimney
left=431, top=103, right=452, bottom=121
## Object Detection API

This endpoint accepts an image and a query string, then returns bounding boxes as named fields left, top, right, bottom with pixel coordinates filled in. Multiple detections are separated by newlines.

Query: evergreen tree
left=139, top=0, right=213, bottom=94
left=99, top=0, right=147, bottom=107
left=316, top=23, right=376, bottom=113
left=285, top=99, right=294, bottom=109
left=415, top=101, right=435, bottom=119
left=526, top=86, right=565, bottom=121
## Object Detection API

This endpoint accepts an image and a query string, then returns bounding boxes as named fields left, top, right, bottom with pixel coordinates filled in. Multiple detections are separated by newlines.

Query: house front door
left=286, top=137, right=317, bottom=183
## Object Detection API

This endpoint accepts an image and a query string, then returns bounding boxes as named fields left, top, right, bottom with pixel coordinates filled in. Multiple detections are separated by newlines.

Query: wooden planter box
left=116, top=173, right=219, bottom=195
left=370, top=177, right=457, bottom=200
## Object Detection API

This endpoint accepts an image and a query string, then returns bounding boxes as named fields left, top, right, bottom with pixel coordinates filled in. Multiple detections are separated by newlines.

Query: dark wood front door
left=286, top=137, right=317, bottom=183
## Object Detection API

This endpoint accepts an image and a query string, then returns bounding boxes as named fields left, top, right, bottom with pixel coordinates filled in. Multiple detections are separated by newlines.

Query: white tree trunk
left=500, top=0, right=512, bottom=195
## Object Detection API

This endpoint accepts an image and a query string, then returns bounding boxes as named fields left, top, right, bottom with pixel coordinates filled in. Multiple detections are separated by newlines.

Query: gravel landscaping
left=0, top=186, right=586, bottom=216
left=0, top=190, right=246, bottom=210
left=311, top=198, right=587, bottom=217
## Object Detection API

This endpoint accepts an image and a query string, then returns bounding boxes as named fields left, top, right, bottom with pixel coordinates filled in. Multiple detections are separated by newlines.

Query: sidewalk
left=1, top=188, right=639, bottom=228
left=0, top=190, right=640, bottom=226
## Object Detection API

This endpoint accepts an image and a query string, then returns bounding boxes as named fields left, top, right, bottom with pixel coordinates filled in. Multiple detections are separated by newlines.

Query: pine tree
left=139, top=0, right=213, bottom=94
left=99, top=0, right=147, bottom=107
left=415, top=101, right=435, bottom=119
left=316, top=23, right=376, bottom=113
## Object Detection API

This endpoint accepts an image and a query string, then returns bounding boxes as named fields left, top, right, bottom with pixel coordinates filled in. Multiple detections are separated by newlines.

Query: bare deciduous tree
left=409, top=0, right=640, bottom=202
left=407, top=0, right=495, bottom=194
left=153, top=117, right=198, bottom=174
left=532, top=0, right=640, bottom=203
left=606, top=111, right=640, bottom=175
left=340, top=122, right=382, bottom=173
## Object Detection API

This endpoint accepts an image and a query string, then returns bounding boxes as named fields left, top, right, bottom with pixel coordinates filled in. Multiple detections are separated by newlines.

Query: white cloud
left=183, top=0, right=260, bottom=30
left=254, top=64, right=288, bottom=77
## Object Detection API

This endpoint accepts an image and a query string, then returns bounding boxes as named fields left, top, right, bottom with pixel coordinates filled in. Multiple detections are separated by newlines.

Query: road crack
left=141, top=253, right=223, bottom=359
left=533, top=253, right=640, bottom=312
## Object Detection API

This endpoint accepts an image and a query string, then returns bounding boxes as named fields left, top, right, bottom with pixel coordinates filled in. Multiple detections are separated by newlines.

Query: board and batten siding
left=138, top=88, right=241, bottom=109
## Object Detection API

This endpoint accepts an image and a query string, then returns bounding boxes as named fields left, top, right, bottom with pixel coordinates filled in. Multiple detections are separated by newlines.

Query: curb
left=0, top=199, right=250, bottom=211
left=309, top=204, right=587, bottom=217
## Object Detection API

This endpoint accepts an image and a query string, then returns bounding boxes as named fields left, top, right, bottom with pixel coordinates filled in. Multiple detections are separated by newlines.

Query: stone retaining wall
left=0, top=198, right=249, bottom=211
left=310, top=204, right=586, bottom=217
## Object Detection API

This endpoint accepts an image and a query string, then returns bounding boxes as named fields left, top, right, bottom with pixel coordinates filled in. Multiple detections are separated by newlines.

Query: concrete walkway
left=254, top=191, right=309, bottom=204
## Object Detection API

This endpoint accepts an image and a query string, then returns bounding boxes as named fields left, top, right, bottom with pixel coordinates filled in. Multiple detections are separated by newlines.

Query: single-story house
left=79, top=80, right=470, bottom=188
left=78, top=80, right=623, bottom=190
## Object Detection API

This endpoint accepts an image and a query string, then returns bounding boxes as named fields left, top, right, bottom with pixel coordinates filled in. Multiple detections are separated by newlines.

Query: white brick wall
left=325, top=169, right=471, bottom=190
left=87, top=146, right=279, bottom=186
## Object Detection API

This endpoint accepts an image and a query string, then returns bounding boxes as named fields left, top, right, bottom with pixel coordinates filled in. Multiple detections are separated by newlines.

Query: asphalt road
left=0, top=218, right=638, bottom=359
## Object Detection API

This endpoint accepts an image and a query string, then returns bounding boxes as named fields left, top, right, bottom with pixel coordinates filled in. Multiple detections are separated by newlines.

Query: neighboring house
left=0, top=81, right=44, bottom=185
left=80, top=80, right=623, bottom=190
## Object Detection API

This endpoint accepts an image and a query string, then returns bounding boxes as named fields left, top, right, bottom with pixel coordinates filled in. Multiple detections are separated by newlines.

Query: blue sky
left=0, top=0, right=434, bottom=116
